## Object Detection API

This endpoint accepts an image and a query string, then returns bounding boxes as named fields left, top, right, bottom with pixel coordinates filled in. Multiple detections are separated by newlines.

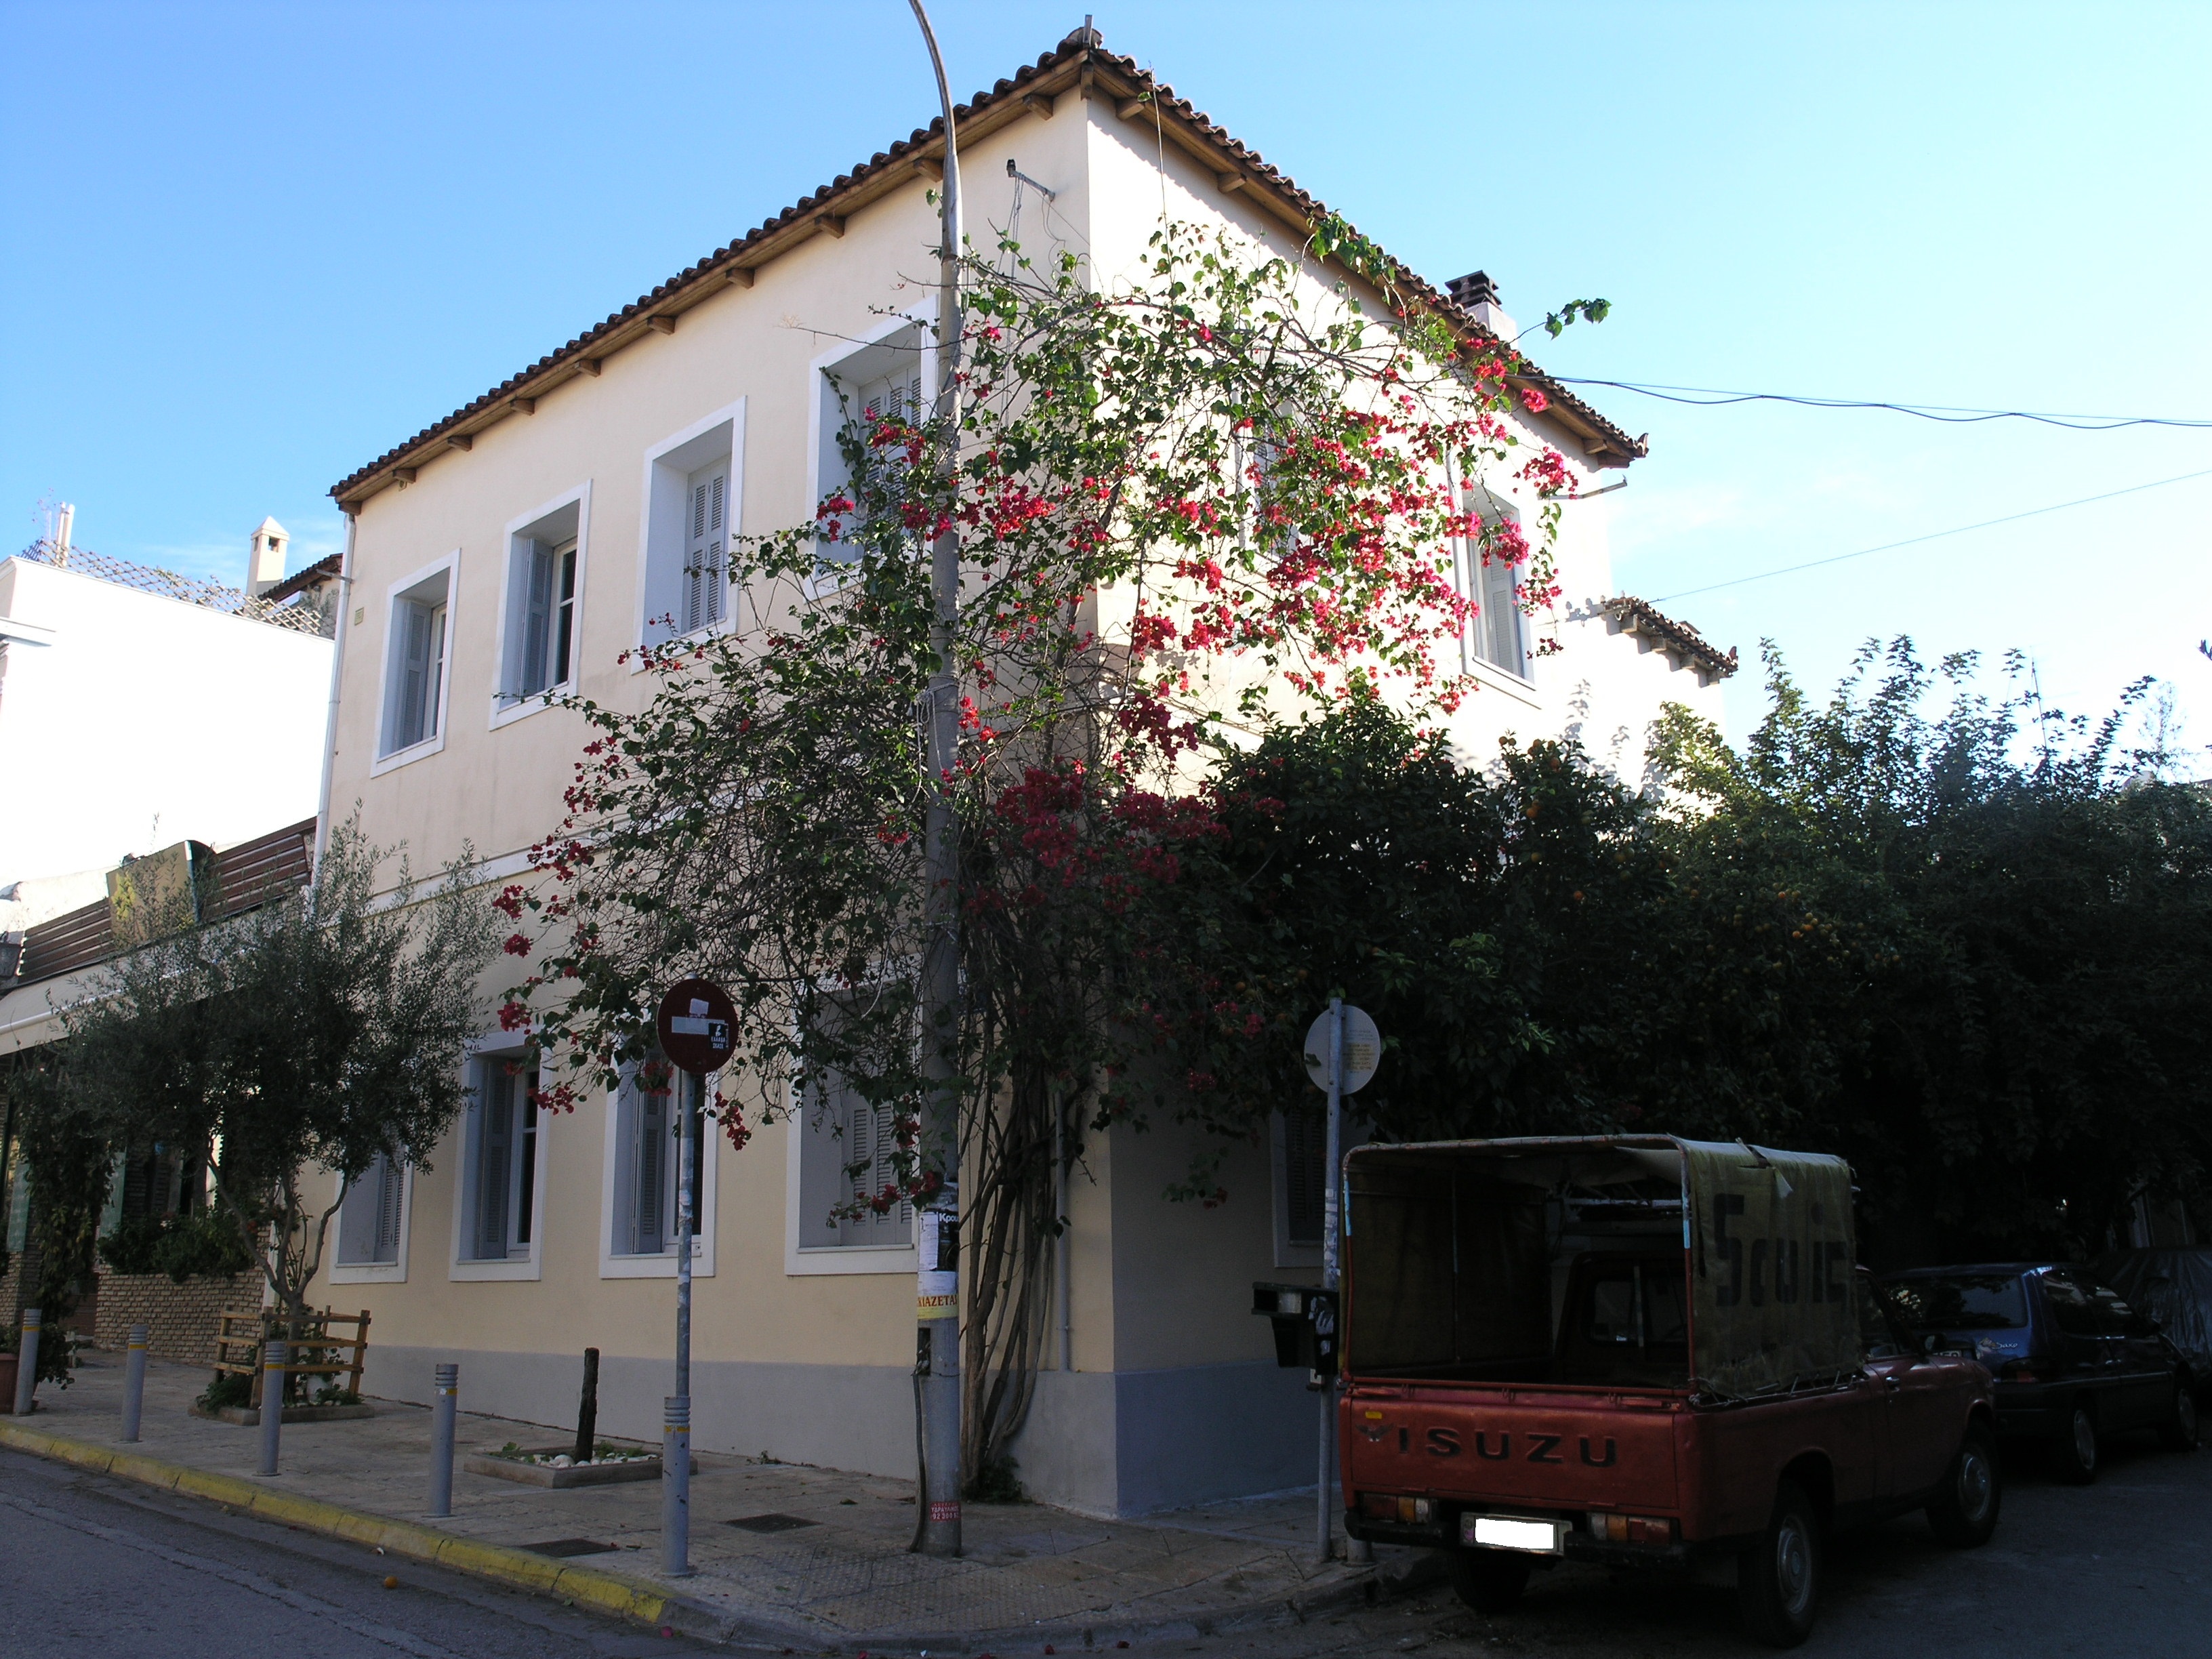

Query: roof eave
left=331, top=31, right=1645, bottom=511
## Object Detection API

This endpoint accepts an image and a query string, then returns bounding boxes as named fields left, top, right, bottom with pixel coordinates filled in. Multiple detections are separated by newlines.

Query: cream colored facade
left=295, top=37, right=1730, bottom=1517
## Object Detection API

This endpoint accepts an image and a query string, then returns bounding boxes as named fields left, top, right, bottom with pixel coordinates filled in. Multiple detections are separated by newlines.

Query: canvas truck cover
left=1343, top=1136, right=1860, bottom=1397
left=1682, top=1139, right=1859, bottom=1397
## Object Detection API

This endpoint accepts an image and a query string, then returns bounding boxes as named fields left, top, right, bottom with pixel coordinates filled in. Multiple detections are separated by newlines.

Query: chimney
left=1446, top=271, right=1516, bottom=342
left=53, top=502, right=75, bottom=562
left=247, top=517, right=288, bottom=595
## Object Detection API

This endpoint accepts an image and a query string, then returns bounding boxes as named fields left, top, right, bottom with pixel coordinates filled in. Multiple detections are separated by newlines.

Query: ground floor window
left=461, top=1057, right=538, bottom=1263
left=611, top=1067, right=705, bottom=1257
left=336, top=1152, right=407, bottom=1267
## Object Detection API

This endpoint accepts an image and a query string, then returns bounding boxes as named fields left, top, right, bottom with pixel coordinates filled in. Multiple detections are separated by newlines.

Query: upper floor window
left=640, top=403, right=744, bottom=649
left=499, top=489, right=588, bottom=712
left=811, top=316, right=930, bottom=583
left=1464, top=487, right=1528, bottom=680
left=794, top=1061, right=914, bottom=1253
left=378, top=558, right=455, bottom=761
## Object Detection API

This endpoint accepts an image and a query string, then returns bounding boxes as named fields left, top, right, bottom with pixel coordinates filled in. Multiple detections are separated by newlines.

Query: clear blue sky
left=5, top=2, right=2207, bottom=756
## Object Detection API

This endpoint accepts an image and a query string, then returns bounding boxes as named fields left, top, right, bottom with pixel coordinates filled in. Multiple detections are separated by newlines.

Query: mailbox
left=1252, top=1281, right=1338, bottom=1387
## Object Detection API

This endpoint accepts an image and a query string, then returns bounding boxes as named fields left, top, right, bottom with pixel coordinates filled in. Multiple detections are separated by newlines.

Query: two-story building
left=300, top=28, right=1734, bottom=1518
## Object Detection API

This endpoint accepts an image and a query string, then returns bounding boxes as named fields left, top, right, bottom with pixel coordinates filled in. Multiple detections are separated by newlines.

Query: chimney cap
left=1447, top=271, right=1498, bottom=309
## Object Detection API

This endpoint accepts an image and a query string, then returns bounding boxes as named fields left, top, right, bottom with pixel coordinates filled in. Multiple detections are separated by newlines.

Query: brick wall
left=91, top=1267, right=259, bottom=1365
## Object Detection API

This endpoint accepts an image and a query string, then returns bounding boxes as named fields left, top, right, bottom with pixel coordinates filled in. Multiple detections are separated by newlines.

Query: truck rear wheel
left=1444, top=1547, right=1530, bottom=1614
left=2051, top=1404, right=2099, bottom=1484
left=1925, top=1423, right=2001, bottom=1547
left=1738, top=1480, right=1820, bottom=1648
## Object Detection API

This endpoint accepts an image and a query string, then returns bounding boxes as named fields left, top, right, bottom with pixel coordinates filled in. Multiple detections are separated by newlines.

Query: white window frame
left=490, top=482, right=592, bottom=731
left=632, top=398, right=746, bottom=659
left=449, top=1046, right=550, bottom=1283
left=329, top=1155, right=412, bottom=1286
left=1459, top=481, right=1533, bottom=684
left=805, top=304, right=937, bottom=600
left=370, top=551, right=459, bottom=775
left=783, top=1054, right=918, bottom=1278
left=599, top=1067, right=719, bottom=1279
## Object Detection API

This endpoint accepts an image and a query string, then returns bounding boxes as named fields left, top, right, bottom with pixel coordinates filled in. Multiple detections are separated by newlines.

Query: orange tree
left=500, top=220, right=1603, bottom=1488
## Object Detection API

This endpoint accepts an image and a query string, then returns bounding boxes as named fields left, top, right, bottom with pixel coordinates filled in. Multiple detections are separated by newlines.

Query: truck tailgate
left=1345, top=1387, right=1681, bottom=1513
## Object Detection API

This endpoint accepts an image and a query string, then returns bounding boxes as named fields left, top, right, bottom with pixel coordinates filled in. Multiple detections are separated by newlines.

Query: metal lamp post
left=907, top=0, right=966, bottom=1561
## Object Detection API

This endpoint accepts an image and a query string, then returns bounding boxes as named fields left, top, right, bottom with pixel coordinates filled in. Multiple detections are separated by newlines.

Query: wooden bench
left=213, top=1307, right=371, bottom=1408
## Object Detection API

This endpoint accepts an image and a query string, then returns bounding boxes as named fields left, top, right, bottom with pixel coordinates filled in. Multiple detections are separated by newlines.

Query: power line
left=1547, top=377, right=2212, bottom=432
left=1652, top=466, right=2212, bottom=603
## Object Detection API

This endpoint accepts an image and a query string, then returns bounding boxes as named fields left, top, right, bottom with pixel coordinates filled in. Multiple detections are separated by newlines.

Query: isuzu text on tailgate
left=1338, top=1136, right=1997, bottom=1647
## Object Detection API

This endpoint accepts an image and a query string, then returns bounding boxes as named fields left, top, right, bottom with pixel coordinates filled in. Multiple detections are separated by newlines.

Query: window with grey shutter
left=518, top=541, right=554, bottom=694
left=684, top=464, right=727, bottom=634
left=475, top=1068, right=513, bottom=1260
left=396, top=600, right=434, bottom=747
left=373, top=1153, right=405, bottom=1261
left=337, top=1152, right=406, bottom=1267
left=633, top=1086, right=668, bottom=1254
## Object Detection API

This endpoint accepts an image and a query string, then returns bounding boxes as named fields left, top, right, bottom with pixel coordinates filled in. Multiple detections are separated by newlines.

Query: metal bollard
left=428, top=1362, right=458, bottom=1517
left=121, top=1324, right=149, bottom=1441
left=257, top=1339, right=286, bottom=1475
left=661, top=1395, right=693, bottom=1576
left=12, top=1308, right=40, bottom=1416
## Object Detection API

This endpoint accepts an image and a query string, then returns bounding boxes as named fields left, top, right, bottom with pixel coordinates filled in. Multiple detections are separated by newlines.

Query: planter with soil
left=190, top=1401, right=377, bottom=1425
left=464, top=1441, right=685, bottom=1488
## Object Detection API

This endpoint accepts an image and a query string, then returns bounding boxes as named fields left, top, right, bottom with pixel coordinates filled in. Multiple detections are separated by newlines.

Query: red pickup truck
left=1338, top=1136, right=1997, bottom=1647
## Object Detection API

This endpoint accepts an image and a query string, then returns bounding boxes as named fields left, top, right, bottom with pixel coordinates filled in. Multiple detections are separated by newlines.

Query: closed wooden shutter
left=685, top=464, right=728, bottom=633
left=635, top=1088, right=667, bottom=1254
left=519, top=540, right=554, bottom=693
left=397, top=601, right=433, bottom=746
left=373, top=1154, right=405, bottom=1262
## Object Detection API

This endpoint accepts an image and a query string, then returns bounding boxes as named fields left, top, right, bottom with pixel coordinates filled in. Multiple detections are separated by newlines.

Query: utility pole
left=908, top=0, right=964, bottom=1559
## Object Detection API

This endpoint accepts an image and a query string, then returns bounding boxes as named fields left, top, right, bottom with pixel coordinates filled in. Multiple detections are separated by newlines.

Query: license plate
left=1463, top=1513, right=1565, bottom=1554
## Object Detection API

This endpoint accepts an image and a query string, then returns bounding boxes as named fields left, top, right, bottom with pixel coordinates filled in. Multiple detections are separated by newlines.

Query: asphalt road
left=3, top=1429, right=2207, bottom=1658
left=1166, top=1429, right=2212, bottom=1659
left=0, top=1448, right=718, bottom=1659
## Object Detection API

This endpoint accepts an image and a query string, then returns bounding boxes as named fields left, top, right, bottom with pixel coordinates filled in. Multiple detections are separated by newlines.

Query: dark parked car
left=2095, top=1248, right=2212, bottom=1389
left=1883, top=1263, right=2199, bottom=1482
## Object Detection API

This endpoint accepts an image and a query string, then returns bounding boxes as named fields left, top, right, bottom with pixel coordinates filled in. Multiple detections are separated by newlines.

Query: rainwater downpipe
left=311, top=508, right=359, bottom=878
left=1055, top=1109, right=1072, bottom=1371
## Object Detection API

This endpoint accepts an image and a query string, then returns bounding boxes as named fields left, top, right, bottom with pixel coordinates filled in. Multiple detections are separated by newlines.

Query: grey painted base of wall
left=1012, top=1360, right=1320, bottom=1516
left=363, top=1347, right=1317, bottom=1519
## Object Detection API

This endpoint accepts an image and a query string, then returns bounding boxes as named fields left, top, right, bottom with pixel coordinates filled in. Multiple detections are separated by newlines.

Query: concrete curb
left=0, top=1420, right=708, bottom=1636
left=1, top=1417, right=1445, bottom=1652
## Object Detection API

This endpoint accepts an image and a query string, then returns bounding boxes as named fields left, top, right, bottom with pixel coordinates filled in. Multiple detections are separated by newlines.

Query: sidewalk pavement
left=1, top=1350, right=1437, bottom=1650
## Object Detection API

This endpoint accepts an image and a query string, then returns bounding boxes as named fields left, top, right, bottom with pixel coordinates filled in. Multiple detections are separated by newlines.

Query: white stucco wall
left=0, top=556, right=333, bottom=887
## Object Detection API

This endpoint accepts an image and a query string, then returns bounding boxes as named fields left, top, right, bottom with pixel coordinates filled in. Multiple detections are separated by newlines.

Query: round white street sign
left=1303, top=1004, right=1381, bottom=1094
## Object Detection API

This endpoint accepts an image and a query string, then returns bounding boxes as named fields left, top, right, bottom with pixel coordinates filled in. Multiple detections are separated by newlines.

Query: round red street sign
left=655, top=978, right=737, bottom=1076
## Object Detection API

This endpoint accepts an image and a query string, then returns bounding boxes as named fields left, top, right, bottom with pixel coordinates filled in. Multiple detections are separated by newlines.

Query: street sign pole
left=1316, top=998, right=1343, bottom=1565
left=1302, top=1000, right=1380, bottom=1568
left=655, top=978, right=735, bottom=1581
left=665, top=1074, right=695, bottom=1577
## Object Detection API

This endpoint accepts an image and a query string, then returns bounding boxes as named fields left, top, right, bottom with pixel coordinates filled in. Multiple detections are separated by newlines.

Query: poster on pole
left=1302, top=1004, right=1380, bottom=1094
left=656, top=978, right=737, bottom=1076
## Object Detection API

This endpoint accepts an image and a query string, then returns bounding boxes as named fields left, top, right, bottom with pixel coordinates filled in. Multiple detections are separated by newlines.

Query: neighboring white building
left=0, top=520, right=337, bottom=910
